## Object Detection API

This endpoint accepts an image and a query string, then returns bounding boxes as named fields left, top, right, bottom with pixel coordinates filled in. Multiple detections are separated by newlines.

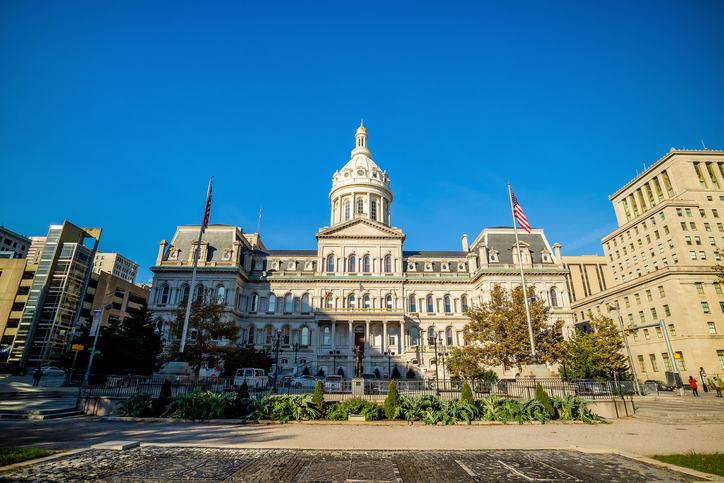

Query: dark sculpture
left=353, top=346, right=364, bottom=377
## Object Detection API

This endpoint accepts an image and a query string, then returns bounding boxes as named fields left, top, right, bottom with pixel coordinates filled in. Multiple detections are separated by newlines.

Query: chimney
left=157, top=240, right=168, bottom=265
left=461, top=234, right=469, bottom=252
left=553, top=243, right=562, bottom=263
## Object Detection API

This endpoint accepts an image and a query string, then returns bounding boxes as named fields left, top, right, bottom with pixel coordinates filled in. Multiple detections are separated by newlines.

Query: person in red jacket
left=689, top=376, right=699, bottom=397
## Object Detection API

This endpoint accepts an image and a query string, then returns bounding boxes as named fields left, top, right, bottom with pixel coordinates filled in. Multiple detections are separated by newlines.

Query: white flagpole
left=177, top=177, right=212, bottom=359
left=507, top=181, right=538, bottom=363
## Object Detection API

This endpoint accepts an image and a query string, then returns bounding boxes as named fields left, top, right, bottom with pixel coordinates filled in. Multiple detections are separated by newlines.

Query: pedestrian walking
left=700, top=367, right=709, bottom=393
left=713, top=377, right=722, bottom=398
left=32, top=368, right=42, bottom=387
left=689, top=376, right=699, bottom=396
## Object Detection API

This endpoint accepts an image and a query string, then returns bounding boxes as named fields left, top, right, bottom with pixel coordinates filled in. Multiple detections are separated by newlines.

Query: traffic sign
left=72, top=344, right=84, bottom=351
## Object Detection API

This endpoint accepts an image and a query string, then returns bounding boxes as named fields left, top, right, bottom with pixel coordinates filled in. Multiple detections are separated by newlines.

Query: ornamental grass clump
left=383, top=380, right=400, bottom=419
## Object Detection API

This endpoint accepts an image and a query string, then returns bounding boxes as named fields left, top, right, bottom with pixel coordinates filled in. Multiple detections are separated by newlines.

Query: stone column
left=400, top=321, right=405, bottom=354
left=365, top=321, right=370, bottom=353
left=157, top=240, right=168, bottom=265
left=331, top=322, right=336, bottom=350
left=382, top=321, right=387, bottom=354
left=348, top=321, right=354, bottom=350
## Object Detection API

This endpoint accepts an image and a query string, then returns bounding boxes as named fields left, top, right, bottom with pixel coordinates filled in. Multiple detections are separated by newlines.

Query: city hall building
left=149, top=124, right=573, bottom=378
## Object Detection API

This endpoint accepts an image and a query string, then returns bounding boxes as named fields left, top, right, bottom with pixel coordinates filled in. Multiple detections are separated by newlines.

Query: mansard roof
left=254, top=249, right=317, bottom=257
left=168, top=225, right=247, bottom=262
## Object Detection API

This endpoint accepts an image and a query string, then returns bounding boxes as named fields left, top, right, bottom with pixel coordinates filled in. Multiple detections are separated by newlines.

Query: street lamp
left=273, top=329, right=283, bottom=391
left=329, top=350, right=340, bottom=376
left=83, top=290, right=123, bottom=386
left=383, top=351, right=394, bottom=379
left=428, top=331, right=439, bottom=395
left=602, top=300, right=642, bottom=396
left=293, top=343, right=300, bottom=365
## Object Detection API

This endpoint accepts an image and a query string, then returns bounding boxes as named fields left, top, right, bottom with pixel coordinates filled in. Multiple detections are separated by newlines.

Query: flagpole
left=177, top=177, right=213, bottom=360
left=507, top=181, right=538, bottom=363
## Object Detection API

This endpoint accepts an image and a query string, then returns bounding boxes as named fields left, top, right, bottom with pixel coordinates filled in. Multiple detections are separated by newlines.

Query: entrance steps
left=0, top=406, right=85, bottom=420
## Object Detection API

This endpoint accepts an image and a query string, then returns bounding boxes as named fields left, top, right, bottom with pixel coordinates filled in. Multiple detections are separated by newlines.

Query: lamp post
left=603, top=300, right=642, bottom=396
left=437, top=335, right=449, bottom=391
left=428, top=331, right=439, bottom=395
left=83, top=290, right=123, bottom=386
left=293, top=343, right=300, bottom=364
left=383, top=351, right=394, bottom=379
left=329, top=350, right=340, bottom=376
left=273, top=329, right=283, bottom=391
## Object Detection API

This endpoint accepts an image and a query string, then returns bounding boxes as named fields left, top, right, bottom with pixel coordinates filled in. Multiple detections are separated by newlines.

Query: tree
left=406, top=367, right=416, bottom=379
left=391, top=366, right=401, bottom=379
left=122, top=303, right=163, bottom=374
left=222, top=345, right=272, bottom=376
left=445, top=348, right=485, bottom=382
left=312, top=380, right=325, bottom=417
left=464, top=284, right=566, bottom=371
left=383, top=380, right=400, bottom=419
left=374, top=368, right=381, bottom=379
left=159, top=289, right=239, bottom=375
left=461, top=381, right=474, bottom=405
left=562, top=314, right=630, bottom=379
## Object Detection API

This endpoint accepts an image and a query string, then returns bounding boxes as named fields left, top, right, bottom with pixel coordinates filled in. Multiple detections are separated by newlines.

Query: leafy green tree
left=159, top=289, right=239, bottom=375
left=461, top=381, right=474, bottom=405
left=445, top=348, right=485, bottom=382
left=563, top=315, right=630, bottom=379
left=465, top=284, right=566, bottom=371
left=122, top=303, right=163, bottom=374
left=312, top=380, right=325, bottom=417
left=384, top=380, right=400, bottom=419
left=222, top=345, right=272, bottom=376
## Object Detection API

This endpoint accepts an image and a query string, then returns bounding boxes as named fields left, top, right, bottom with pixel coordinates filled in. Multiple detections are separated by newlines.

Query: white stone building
left=149, top=124, right=574, bottom=378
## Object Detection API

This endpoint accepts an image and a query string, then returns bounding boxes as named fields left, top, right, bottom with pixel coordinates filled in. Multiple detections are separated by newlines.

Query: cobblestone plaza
left=1, top=447, right=706, bottom=482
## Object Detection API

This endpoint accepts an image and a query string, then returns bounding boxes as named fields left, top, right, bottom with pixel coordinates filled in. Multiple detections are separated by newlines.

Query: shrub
left=337, top=367, right=345, bottom=376
left=406, top=367, right=416, bottom=380
left=535, top=383, right=555, bottom=418
left=302, top=367, right=310, bottom=376
left=233, top=380, right=250, bottom=417
left=374, top=368, right=381, bottom=379
left=480, top=370, right=499, bottom=382
left=114, top=393, right=155, bottom=417
left=391, top=366, right=401, bottom=379
left=384, top=380, right=400, bottom=419
left=317, top=368, right=325, bottom=376
left=265, top=394, right=318, bottom=423
left=312, top=380, right=325, bottom=416
left=153, top=377, right=172, bottom=416
left=165, top=391, right=233, bottom=420
left=461, top=381, right=474, bottom=405
left=325, top=398, right=382, bottom=421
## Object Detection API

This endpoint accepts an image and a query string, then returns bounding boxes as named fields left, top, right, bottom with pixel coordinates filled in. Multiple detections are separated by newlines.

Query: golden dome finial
left=357, top=119, right=367, bottom=133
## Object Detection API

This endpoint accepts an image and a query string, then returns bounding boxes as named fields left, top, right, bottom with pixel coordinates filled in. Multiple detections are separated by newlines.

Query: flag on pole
left=510, top=187, right=531, bottom=234
left=201, top=177, right=213, bottom=234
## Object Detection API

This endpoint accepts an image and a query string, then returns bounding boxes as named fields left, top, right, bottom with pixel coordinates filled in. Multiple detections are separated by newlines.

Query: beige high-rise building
left=92, top=252, right=139, bottom=283
left=571, top=148, right=724, bottom=381
left=562, top=255, right=612, bottom=332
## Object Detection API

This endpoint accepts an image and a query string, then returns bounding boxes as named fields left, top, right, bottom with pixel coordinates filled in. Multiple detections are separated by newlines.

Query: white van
left=233, top=368, right=269, bottom=389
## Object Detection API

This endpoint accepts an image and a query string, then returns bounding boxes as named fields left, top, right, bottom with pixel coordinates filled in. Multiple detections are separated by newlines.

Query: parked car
left=291, top=375, right=319, bottom=388
left=324, top=375, right=343, bottom=392
left=233, top=368, right=268, bottom=389
left=360, top=373, right=377, bottom=380
left=572, top=379, right=607, bottom=396
left=0, top=363, right=27, bottom=376
left=278, top=376, right=294, bottom=387
left=645, top=379, right=675, bottom=391
left=40, top=366, right=65, bottom=377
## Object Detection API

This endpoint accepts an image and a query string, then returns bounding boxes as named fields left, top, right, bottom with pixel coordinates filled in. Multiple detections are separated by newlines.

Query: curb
left=98, top=416, right=601, bottom=425
left=0, top=448, right=90, bottom=473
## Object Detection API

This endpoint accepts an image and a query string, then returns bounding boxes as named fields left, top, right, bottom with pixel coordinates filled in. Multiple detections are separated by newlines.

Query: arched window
left=327, top=255, right=335, bottom=272
left=301, top=326, right=309, bottom=345
left=409, top=295, right=416, bottom=312
left=160, top=285, right=169, bottom=304
left=428, top=327, right=436, bottom=342
left=386, top=295, right=393, bottom=309
left=446, top=327, right=453, bottom=346
left=348, top=294, right=356, bottom=308
left=410, top=327, right=419, bottom=346
left=265, top=326, right=273, bottom=345
left=323, top=327, right=331, bottom=345
left=385, top=256, right=392, bottom=273
left=345, top=201, right=351, bottom=221
left=251, top=294, right=259, bottom=312
left=268, top=294, right=276, bottom=312
left=283, top=326, right=290, bottom=344
left=349, top=256, right=356, bottom=272
left=247, top=325, right=255, bottom=345
left=364, top=295, right=370, bottom=308
left=427, top=296, right=434, bottom=313
left=285, top=294, right=293, bottom=312
left=550, top=288, right=558, bottom=307
left=216, top=285, right=226, bottom=303
left=181, top=285, right=190, bottom=304
left=371, top=201, right=377, bottom=221
left=194, top=284, right=204, bottom=302
left=444, top=296, right=451, bottom=313
left=357, top=199, right=364, bottom=214
left=363, top=256, right=370, bottom=272
left=302, top=294, right=310, bottom=312
left=461, top=295, right=468, bottom=312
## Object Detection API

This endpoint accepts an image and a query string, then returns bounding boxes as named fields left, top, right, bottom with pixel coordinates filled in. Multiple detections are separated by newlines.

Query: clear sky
left=1, top=1, right=723, bottom=285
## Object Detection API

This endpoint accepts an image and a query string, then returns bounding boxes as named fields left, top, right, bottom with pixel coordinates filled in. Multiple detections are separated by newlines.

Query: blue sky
left=1, top=1, right=723, bottom=285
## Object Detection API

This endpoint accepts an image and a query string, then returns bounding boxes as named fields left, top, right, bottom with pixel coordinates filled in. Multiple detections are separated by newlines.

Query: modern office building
left=8, top=222, right=102, bottom=368
left=570, top=148, right=724, bottom=378
left=0, top=259, right=36, bottom=359
left=92, top=252, right=139, bottom=284
left=25, top=237, right=47, bottom=265
left=563, top=255, right=613, bottom=332
left=149, top=124, right=574, bottom=378
left=76, top=270, right=151, bottom=330
left=0, top=226, right=31, bottom=260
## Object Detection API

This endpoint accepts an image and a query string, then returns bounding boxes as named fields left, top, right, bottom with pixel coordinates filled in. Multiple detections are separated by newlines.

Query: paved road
left=0, top=447, right=708, bottom=482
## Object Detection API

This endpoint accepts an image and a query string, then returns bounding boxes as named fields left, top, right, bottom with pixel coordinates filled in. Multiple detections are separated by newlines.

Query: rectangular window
left=691, top=222, right=697, bottom=230
left=705, top=223, right=711, bottom=232
left=664, top=304, right=671, bottom=316
left=644, top=329, right=650, bottom=339
left=716, top=283, right=722, bottom=294
left=677, top=208, right=683, bottom=216
left=654, top=230, right=660, bottom=239
left=650, top=248, right=655, bottom=257
left=685, top=236, right=692, bottom=245
left=700, top=209, right=707, bottom=218
left=676, top=351, right=686, bottom=371
left=656, top=326, right=663, bottom=338
left=718, top=350, right=724, bottom=370
left=696, top=282, right=704, bottom=294
left=702, top=302, right=710, bottom=313
left=646, top=235, right=651, bottom=244
left=662, top=353, right=672, bottom=372
left=721, top=302, right=724, bottom=313
left=639, top=311, right=646, bottom=322
left=661, top=212, right=666, bottom=221
left=633, top=256, right=638, bottom=264
left=664, top=225, right=670, bottom=235
left=681, top=222, right=688, bottom=231
left=646, top=289, right=652, bottom=301
left=710, top=237, right=716, bottom=246
left=638, top=355, right=647, bottom=373
left=669, top=324, right=676, bottom=336
left=649, top=354, right=659, bottom=372
left=700, top=251, right=706, bottom=260
left=635, top=293, right=641, bottom=304
left=691, top=251, right=697, bottom=260
left=714, top=209, right=719, bottom=218
left=708, top=322, right=717, bottom=334
left=695, top=236, right=701, bottom=245
left=651, top=308, right=658, bottom=319
left=654, top=261, right=659, bottom=270
left=624, top=297, right=630, bottom=308
left=659, top=244, right=664, bottom=253
left=659, top=286, right=666, bottom=297
left=672, top=254, right=678, bottom=263
left=686, top=208, right=693, bottom=217
left=628, top=314, right=634, bottom=325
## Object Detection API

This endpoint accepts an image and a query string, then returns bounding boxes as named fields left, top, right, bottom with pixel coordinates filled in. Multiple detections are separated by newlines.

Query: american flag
left=201, top=177, right=213, bottom=234
left=510, top=186, right=531, bottom=234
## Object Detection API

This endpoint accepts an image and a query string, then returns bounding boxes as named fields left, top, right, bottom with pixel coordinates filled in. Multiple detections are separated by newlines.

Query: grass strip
left=653, top=452, right=724, bottom=477
left=0, top=448, right=55, bottom=467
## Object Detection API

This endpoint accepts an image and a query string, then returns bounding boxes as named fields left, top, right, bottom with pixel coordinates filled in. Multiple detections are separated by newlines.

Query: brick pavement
left=1, top=447, right=706, bottom=482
